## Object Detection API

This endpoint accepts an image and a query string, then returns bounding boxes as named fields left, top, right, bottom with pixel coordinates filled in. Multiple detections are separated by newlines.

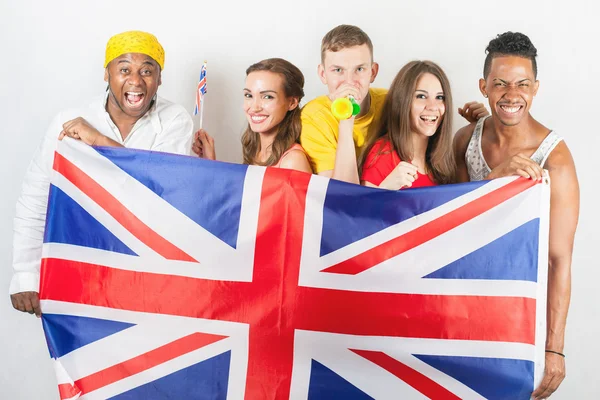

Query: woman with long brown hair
left=359, top=60, right=457, bottom=189
left=194, top=58, right=312, bottom=172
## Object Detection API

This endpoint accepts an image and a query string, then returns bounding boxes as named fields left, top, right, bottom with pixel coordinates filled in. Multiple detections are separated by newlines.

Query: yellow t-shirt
left=300, top=88, right=387, bottom=173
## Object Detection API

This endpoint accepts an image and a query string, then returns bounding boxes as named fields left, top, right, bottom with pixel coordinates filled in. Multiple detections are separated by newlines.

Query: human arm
left=327, top=118, right=360, bottom=183
left=10, top=114, right=65, bottom=316
left=532, top=143, right=579, bottom=399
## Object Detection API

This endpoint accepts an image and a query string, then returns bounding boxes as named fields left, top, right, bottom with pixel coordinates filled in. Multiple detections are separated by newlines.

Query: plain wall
left=1, top=0, right=598, bottom=398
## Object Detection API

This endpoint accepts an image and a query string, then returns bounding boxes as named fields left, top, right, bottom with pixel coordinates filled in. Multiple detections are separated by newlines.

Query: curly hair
left=483, top=32, right=538, bottom=78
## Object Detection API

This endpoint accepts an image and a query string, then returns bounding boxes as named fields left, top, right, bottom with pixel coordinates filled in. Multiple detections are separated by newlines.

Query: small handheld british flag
left=194, top=61, right=207, bottom=127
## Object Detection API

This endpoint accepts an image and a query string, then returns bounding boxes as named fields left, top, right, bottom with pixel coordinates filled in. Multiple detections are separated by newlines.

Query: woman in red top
left=359, top=61, right=457, bottom=189
left=193, top=58, right=312, bottom=173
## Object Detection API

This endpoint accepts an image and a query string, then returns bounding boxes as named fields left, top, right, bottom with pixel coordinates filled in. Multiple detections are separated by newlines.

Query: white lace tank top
left=465, top=115, right=563, bottom=181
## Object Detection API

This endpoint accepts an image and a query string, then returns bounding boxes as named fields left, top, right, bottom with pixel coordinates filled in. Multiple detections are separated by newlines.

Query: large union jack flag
left=40, top=139, right=549, bottom=399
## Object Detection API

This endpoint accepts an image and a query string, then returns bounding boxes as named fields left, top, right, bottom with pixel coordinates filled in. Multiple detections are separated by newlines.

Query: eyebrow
left=493, top=78, right=531, bottom=84
left=415, top=89, right=444, bottom=95
left=116, top=59, right=156, bottom=68
left=330, top=63, right=367, bottom=69
left=243, top=89, right=278, bottom=94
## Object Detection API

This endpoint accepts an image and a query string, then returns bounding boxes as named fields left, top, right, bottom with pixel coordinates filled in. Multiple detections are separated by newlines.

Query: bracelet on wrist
left=545, top=349, right=565, bottom=358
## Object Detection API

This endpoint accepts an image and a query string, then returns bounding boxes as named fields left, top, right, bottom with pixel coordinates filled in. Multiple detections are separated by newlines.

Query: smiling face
left=318, top=44, right=378, bottom=107
left=480, top=55, right=539, bottom=127
left=104, top=52, right=162, bottom=120
left=243, top=70, right=298, bottom=136
left=410, top=72, right=446, bottom=138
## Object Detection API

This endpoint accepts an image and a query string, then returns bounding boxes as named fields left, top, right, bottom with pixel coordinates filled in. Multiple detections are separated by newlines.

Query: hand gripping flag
left=40, top=139, right=549, bottom=399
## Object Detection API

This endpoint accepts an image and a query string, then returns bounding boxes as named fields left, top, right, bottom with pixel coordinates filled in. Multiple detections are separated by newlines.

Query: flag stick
left=199, top=97, right=205, bottom=130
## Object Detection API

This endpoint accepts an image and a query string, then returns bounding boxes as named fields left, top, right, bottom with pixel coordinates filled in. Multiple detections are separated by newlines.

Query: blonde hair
left=320, top=25, right=373, bottom=64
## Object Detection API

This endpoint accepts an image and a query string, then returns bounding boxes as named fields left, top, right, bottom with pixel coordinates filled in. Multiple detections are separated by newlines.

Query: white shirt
left=10, top=93, right=193, bottom=294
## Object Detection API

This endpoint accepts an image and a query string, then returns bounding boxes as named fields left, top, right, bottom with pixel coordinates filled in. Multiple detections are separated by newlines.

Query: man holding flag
left=10, top=30, right=194, bottom=317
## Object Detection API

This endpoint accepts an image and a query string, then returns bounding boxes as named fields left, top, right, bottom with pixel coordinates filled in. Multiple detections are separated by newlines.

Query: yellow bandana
left=104, top=31, right=165, bottom=70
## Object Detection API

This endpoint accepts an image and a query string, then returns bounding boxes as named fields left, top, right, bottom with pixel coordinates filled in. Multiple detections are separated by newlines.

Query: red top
left=361, top=138, right=436, bottom=188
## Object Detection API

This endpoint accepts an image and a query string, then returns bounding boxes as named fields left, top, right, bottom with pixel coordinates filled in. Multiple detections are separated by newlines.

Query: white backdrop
left=1, top=0, right=598, bottom=398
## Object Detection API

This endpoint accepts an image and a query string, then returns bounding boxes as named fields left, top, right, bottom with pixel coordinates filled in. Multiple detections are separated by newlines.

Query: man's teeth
left=500, top=105, right=522, bottom=113
left=125, top=92, right=144, bottom=103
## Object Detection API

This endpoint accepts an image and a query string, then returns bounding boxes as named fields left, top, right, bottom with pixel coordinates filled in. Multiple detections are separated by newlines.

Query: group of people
left=10, top=27, right=579, bottom=399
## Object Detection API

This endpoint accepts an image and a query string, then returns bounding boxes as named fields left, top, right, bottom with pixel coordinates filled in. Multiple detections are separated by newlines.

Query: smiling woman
left=193, top=58, right=313, bottom=173
left=359, top=60, right=456, bottom=190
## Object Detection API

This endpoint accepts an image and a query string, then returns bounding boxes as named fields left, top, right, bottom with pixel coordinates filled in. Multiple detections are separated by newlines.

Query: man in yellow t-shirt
left=301, top=24, right=489, bottom=184
left=302, top=87, right=387, bottom=174
left=301, top=25, right=382, bottom=183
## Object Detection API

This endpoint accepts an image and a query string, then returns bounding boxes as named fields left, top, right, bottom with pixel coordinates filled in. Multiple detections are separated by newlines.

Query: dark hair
left=241, top=58, right=304, bottom=166
left=359, top=60, right=455, bottom=185
left=321, top=25, right=373, bottom=63
left=483, top=32, right=538, bottom=78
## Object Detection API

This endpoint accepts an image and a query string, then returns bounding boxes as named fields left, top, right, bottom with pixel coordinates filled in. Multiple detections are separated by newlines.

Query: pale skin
left=317, top=44, right=378, bottom=184
left=362, top=72, right=447, bottom=190
left=11, top=53, right=162, bottom=316
left=318, top=45, right=488, bottom=184
left=194, top=70, right=312, bottom=173
left=453, top=56, right=579, bottom=399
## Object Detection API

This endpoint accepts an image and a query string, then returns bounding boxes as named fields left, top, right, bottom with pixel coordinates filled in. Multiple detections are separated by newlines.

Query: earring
left=483, top=94, right=488, bottom=98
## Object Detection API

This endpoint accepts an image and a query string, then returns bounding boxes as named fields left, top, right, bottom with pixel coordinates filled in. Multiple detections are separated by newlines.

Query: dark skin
left=58, top=53, right=162, bottom=145
left=11, top=53, right=163, bottom=317
left=454, top=56, right=579, bottom=399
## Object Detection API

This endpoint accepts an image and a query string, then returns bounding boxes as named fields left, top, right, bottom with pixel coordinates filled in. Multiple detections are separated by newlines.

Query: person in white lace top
left=453, top=32, right=579, bottom=400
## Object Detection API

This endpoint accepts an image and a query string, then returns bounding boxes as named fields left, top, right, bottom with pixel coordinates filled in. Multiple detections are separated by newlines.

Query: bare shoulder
left=545, top=140, right=576, bottom=175
left=279, top=149, right=313, bottom=173
left=453, top=122, right=477, bottom=153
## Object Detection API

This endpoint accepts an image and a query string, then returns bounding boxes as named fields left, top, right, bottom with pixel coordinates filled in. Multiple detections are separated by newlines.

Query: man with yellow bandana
left=10, top=31, right=193, bottom=317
